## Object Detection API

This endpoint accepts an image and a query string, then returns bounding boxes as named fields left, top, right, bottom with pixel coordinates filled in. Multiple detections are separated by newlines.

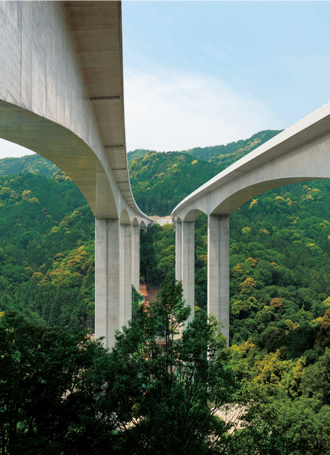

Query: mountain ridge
left=127, top=129, right=281, bottom=164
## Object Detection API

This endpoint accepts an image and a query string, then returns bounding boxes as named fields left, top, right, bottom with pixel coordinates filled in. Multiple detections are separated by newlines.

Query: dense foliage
left=109, top=278, right=240, bottom=455
left=127, top=149, right=150, bottom=162
left=0, top=154, right=59, bottom=178
left=0, top=311, right=117, bottom=454
left=131, top=140, right=330, bottom=454
left=129, top=151, right=219, bottom=215
left=185, top=130, right=280, bottom=166
left=128, top=130, right=280, bottom=216
left=0, top=283, right=239, bottom=455
left=229, top=330, right=330, bottom=454
left=2, top=285, right=330, bottom=454
left=0, top=169, right=95, bottom=329
left=128, top=130, right=280, bottom=165
left=141, top=182, right=330, bottom=393
left=140, top=223, right=175, bottom=284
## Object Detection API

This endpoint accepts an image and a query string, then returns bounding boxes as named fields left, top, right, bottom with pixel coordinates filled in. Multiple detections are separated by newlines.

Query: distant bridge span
left=172, top=102, right=330, bottom=341
left=0, top=1, right=152, bottom=348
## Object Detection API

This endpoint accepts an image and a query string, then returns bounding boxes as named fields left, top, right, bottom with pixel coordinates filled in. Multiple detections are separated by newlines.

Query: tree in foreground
left=3, top=278, right=330, bottom=454
left=108, top=277, right=238, bottom=454
left=0, top=311, right=119, bottom=455
left=111, top=278, right=330, bottom=455
left=0, top=281, right=240, bottom=455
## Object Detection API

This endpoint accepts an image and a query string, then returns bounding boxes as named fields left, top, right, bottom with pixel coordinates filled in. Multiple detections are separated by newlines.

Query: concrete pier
left=95, top=217, right=137, bottom=349
left=175, top=219, right=183, bottom=282
left=95, top=218, right=121, bottom=348
left=182, top=221, right=195, bottom=322
left=207, top=215, right=230, bottom=342
left=132, top=221, right=140, bottom=292
left=119, top=222, right=132, bottom=329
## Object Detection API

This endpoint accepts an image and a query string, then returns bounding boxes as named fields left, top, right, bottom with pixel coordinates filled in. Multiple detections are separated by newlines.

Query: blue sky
left=1, top=1, right=330, bottom=157
left=122, top=1, right=330, bottom=152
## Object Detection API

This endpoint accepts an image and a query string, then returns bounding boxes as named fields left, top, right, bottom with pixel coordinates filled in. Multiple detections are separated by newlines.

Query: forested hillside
left=129, top=151, right=219, bottom=215
left=128, top=129, right=280, bottom=164
left=185, top=129, right=280, bottom=165
left=1, top=128, right=330, bottom=360
left=0, top=168, right=95, bottom=329
left=139, top=179, right=330, bottom=347
left=127, top=148, right=150, bottom=162
left=2, top=133, right=330, bottom=443
left=129, top=130, right=281, bottom=215
left=0, top=154, right=59, bottom=177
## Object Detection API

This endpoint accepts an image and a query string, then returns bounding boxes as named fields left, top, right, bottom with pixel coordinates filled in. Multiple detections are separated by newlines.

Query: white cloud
left=0, top=138, right=34, bottom=159
left=124, top=69, right=282, bottom=152
left=0, top=70, right=281, bottom=159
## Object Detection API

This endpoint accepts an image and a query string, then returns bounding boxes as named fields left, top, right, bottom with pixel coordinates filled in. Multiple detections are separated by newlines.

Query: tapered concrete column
left=131, top=223, right=140, bottom=292
left=95, top=218, right=108, bottom=345
left=207, top=215, right=230, bottom=343
left=175, top=219, right=183, bottom=282
left=182, top=221, right=195, bottom=322
left=95, top=218, right=133, bottom=349
left=95, top=218, right=120, bottom=349
left=119, top=223, right=132, bottom=329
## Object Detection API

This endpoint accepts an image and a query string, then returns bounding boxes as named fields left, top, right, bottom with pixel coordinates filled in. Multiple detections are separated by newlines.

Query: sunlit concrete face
left=172, top=102, right=330, bottom=343
left=0, top=0, right=149, bottom=222
left=172, top=102, right=330, bottom=221
left=0, top=1, right=152, bottom=349
left=0, top=99, right=118, bottom=218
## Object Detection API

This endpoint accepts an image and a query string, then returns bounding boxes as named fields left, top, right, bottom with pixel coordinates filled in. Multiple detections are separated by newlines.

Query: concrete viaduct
left=1, top=1, right=330, bottom=348
left=172, top=102, right=330, bottom=341
left=0, top=1, right=153, bottom=348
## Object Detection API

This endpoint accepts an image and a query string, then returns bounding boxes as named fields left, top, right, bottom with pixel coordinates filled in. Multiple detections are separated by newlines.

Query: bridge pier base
left=95, top=218, right=133, bottom=349
left=207, top=215, right=230, bottom=343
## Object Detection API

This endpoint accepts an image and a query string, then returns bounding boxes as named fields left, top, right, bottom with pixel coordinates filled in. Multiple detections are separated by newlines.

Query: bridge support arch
left=175, top=213, right=229, bottom=334
left=172, top=102, right=330, bottom=345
